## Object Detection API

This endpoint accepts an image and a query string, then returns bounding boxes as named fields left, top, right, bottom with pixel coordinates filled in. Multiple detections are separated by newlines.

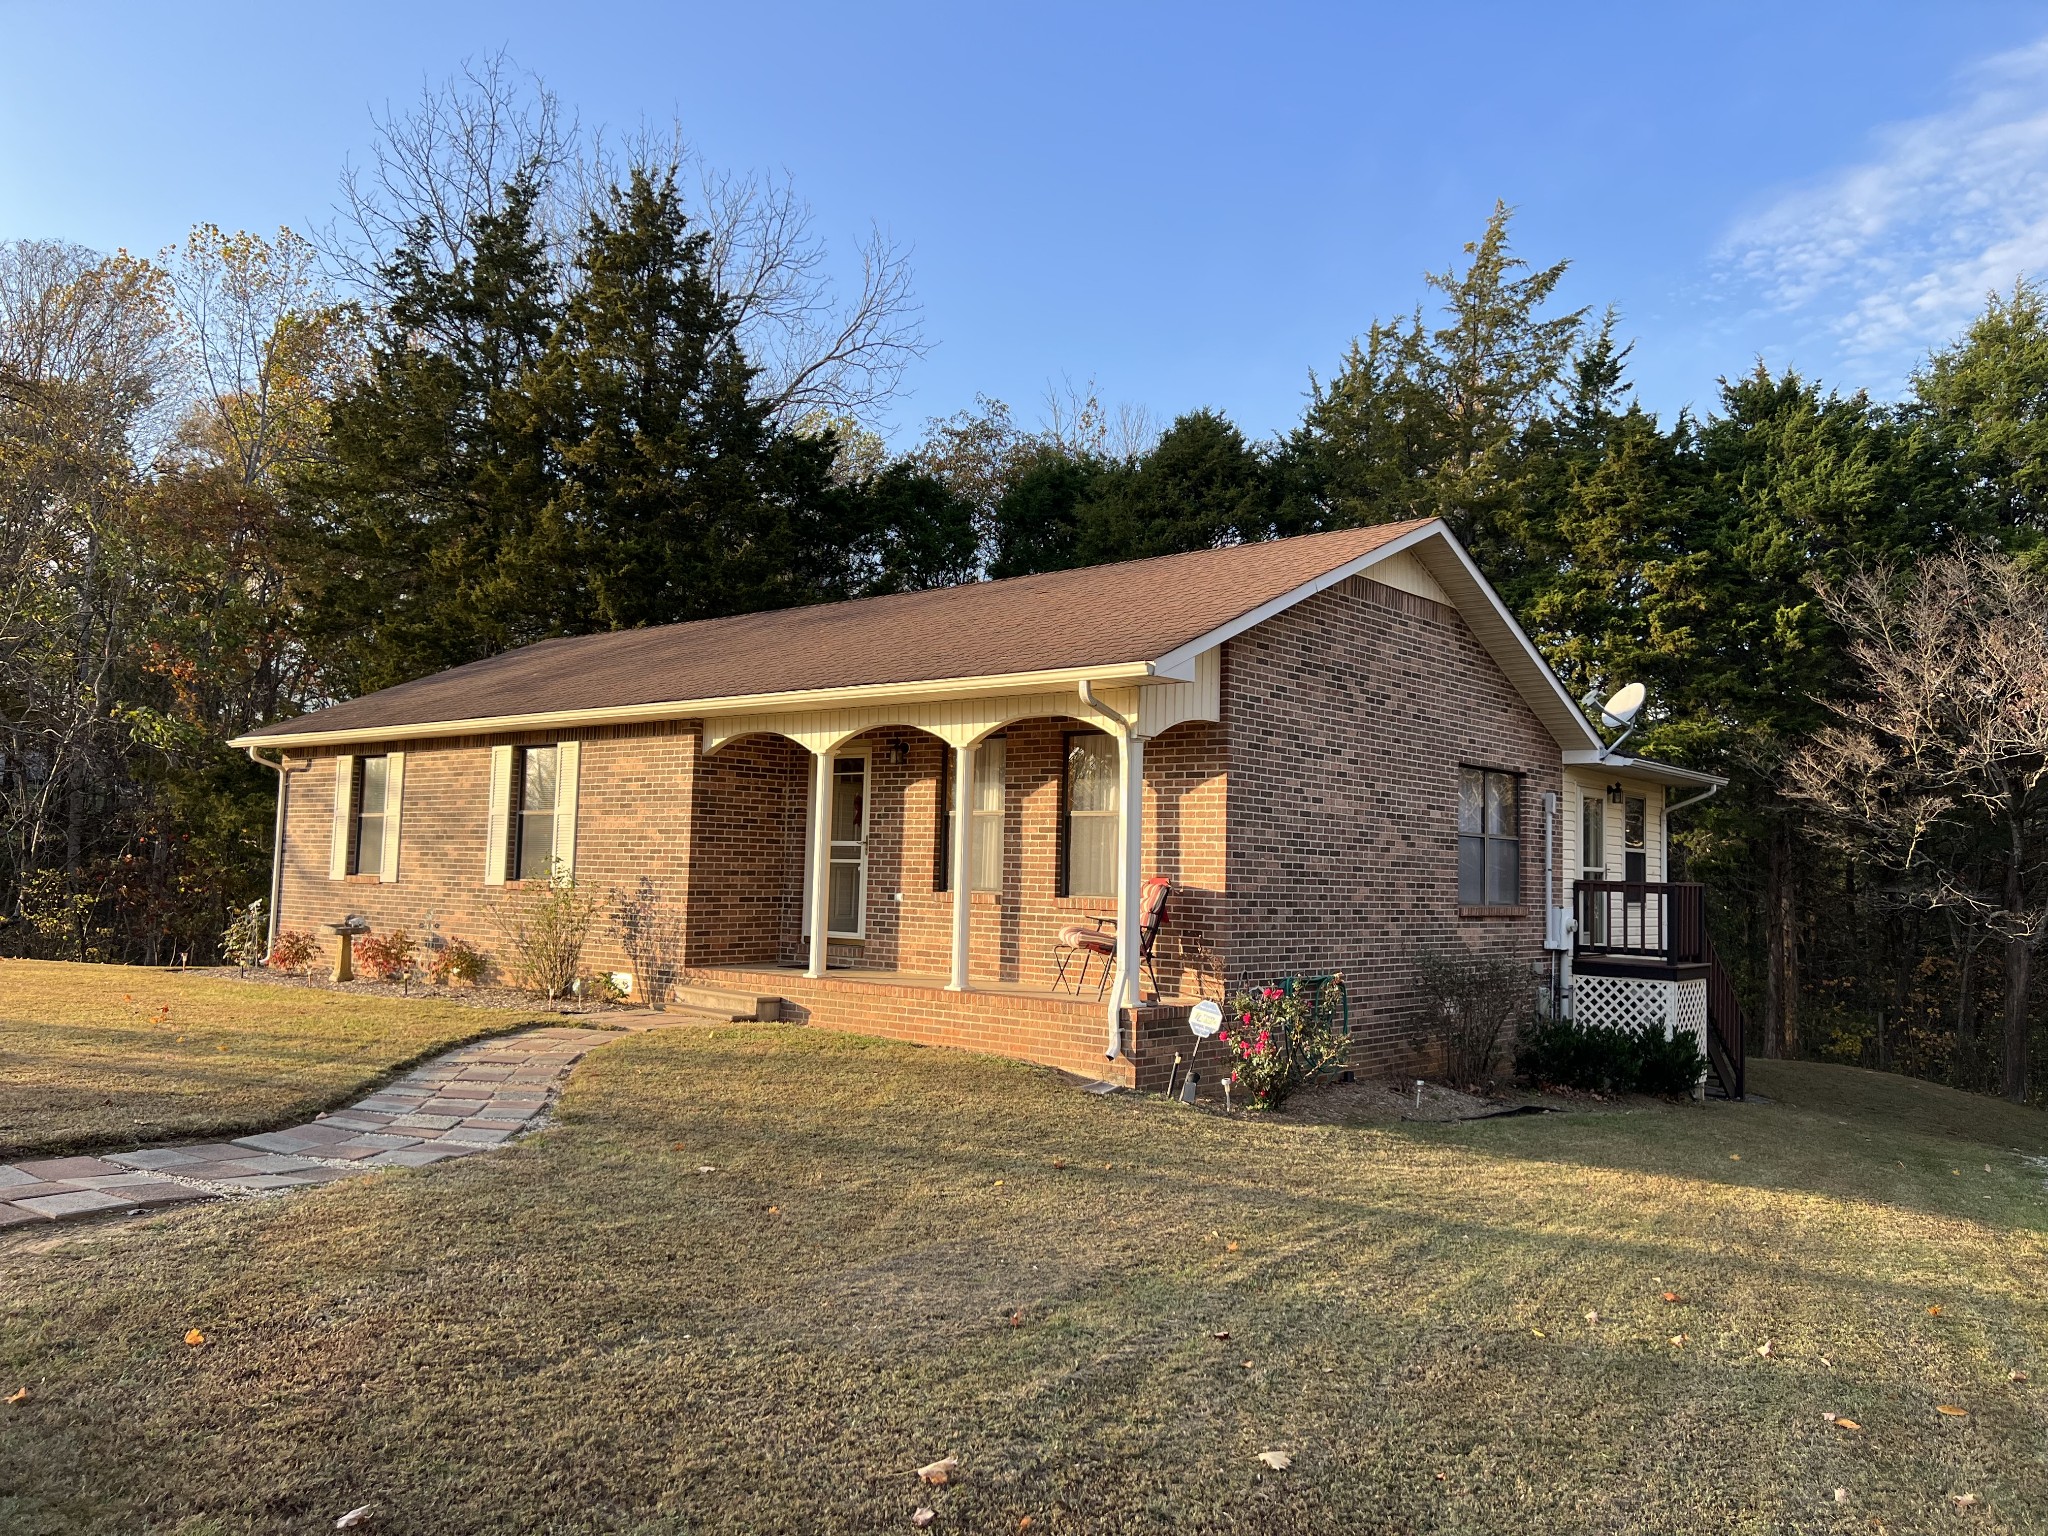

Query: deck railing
left=1572, top=880, right=1745, bottom=1098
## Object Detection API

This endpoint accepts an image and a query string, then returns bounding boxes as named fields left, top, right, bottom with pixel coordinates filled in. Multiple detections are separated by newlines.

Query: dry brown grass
left=0, top=962, right=560, bottom=1158
left=1, top=1028, right=2044, bottom=1534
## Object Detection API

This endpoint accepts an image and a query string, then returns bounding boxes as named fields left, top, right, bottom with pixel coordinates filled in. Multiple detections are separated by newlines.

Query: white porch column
left=1107, top=729, right=1146, bottom=1056
left=946, top=742, right=975, bottom=991
left=805, top=748, right=834, bottom=979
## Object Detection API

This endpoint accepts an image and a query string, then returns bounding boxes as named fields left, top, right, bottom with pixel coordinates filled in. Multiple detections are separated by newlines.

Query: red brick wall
left=694, top=964, right=1138, bottom=1085
left=1218, top=575, right=1560, bottom=1074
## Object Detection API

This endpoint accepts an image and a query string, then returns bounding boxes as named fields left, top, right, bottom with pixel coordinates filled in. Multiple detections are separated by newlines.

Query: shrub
left=1413, top=951, right=1532, bottom=1085
left=491, top=866, right=600, bottom=1000
left=428, top=936, right=488, bottom=987
left=609, top=877, right=680, bottom=1006
left=354, top=928, right=418, bottom=983
left=1218, top=975, right=1347, bottom=1111
left=575, top=970, right=627, bottom=1004
left=1517, top=1016, right=1706, bottom=1098
left=268, top=929, right=317, bottom=975
left=221, top=900, right=267, bottom=972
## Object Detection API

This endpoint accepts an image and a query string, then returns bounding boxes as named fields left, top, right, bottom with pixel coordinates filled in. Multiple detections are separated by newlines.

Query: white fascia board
left=227, top=659, right=1161, bottom=750
left=1147, top=520, right=1448, bottom=680
left=1563, top=751, right=1727, bottom=789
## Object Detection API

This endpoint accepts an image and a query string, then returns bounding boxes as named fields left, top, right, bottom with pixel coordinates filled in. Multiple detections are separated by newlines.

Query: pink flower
left=1263, top=987, right=1282, bottom=1001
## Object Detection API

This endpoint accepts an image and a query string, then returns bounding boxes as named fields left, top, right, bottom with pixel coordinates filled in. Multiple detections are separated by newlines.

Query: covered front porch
left=678, top=658, right=1226, bottom=1077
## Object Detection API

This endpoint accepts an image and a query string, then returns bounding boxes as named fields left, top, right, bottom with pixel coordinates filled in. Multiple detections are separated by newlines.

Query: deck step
left=663, top=983, right=782, bottom=1022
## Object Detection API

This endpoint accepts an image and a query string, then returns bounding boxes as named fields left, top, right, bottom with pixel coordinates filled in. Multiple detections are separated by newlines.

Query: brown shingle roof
left=240, top=521, right=1432, bottom=742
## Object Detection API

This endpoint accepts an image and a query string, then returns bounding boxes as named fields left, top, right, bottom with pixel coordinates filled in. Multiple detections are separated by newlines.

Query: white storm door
left=826, top=752, right=869, bottom=939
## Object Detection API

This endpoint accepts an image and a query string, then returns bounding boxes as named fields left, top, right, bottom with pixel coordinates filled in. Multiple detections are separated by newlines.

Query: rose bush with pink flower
left=1217, top=975, right=1347, bottom=1110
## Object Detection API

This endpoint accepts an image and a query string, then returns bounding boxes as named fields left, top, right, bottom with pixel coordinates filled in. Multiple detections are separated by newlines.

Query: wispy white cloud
left=1718, top=35, right=2048, bottom=384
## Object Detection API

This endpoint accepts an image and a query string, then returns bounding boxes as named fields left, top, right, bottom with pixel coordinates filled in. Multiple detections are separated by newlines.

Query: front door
left=1580, top=794, right=1607, bottom=945
left=827, top=753, right=868, bottom=938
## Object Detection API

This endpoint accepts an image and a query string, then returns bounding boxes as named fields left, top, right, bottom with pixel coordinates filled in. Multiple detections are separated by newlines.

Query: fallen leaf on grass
left=1018, top=1518, right=1034, bottom=1530
left=184, top=1329, right=206, bottom=1348
left=1729, top=1153, right=1741, bottom=1161
left=917, top=1457, right=957, bottom=1485
left=1052, top=1159, right=1066, bottom=1170
left=1669, top=1335, right=1687, bottom=1347
left=1833, top=1488, right=1849, bottom=1504
left=1530, top=1328, right=1545, bottom=1338
left=766, top=1206, right=780, bottom=1216
left=1927, top=1305, right=1943, bottom=1317
left=911, top=1509, right=935, bottom=1529
left=1242, top=1360, right=1254, bottom=1370
left=696, top=1166, right=716, bottom=1175
left=7, top=1387, right=28, bottom=1404
left=1257, top=1450, right=1293, bottom=1470
left=1952, top=1493, right=1979, bottom=1508
left=1935, top=1404, right=1968, bottom=1417
left=1008, top=1311, right=1024, bottom=1328
left=1661, top=1292, right=1683, bottom=1304
left=1825, top=1415, right=1862, bottom=1431
left=1584, top=1310, right=1600, bottom=1324
left=1226, top=1241, right=1240, bottom=1253
left=2010, top=1370, right=2029, bottom=1383
left=1211, top=1330, right=1231, bottom=1341
left=1757, top=1341, right=1774, bottom=1358
left=335, top=1506, right=374, bottom=1530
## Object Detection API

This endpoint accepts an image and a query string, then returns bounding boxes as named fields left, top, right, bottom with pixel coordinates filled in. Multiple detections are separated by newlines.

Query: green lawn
left=2, top=1028, right=2044, bottom=1534
left=0, top=962, right=560, bottom=1159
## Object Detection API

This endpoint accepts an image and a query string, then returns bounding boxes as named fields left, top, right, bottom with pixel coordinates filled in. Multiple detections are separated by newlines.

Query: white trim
left=328, top=754, right=354, bottom=880
left=483, top=745, right=513, bottom=885
left=946, top=742, right=974, bottom=991
left=378, top=751, right=405, bottom=883
left=551, top=740, right=581, bottom=876
left=230, top=661, right=1161, bottom=750
left=1563, top=750, right=1725, bottom=789
left=825, top=746, right=871, bottom=940
left=804, top=750, right=832, bottom=977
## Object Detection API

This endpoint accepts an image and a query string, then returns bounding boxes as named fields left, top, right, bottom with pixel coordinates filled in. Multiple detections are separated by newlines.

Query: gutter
left=228, top=660, right=1165, bottom=751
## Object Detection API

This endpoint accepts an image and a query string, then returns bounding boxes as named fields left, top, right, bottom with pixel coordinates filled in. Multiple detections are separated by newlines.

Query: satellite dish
left=1598, top=682, right=1646, bottom=730
left=1188, top=999, right=1223, bottom=1038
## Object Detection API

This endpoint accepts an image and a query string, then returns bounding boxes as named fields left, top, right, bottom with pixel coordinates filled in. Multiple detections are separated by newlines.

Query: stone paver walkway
left=0, top=1025, right=612, bottom=1229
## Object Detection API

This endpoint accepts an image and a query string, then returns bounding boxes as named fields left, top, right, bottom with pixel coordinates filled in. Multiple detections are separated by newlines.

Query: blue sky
left=4, top=1, right=2046, bottom=444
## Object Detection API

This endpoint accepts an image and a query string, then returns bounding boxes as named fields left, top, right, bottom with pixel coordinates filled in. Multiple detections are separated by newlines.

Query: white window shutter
left=379, top=752, right=406, bottom=883
left=552, top=740, right=581, bottom=876
left=329, top=754, right=354, bottom=880
left=484, top=745, right=513, bottom=885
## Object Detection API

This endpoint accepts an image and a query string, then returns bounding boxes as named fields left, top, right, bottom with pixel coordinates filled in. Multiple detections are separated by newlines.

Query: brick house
left=233, top=518, right=1740, bottom=1093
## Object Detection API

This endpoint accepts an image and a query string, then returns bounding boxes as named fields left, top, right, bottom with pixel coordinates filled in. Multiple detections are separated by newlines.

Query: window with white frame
left=970, top=736, right=1005, bottom=892
left=514, top=745, right=559, bottom=881
left=1457, top=767, right=1520, bottom=907
left=349, top=756, right=391, bottom=876
left=1062, top=732, right=1117, bottom=898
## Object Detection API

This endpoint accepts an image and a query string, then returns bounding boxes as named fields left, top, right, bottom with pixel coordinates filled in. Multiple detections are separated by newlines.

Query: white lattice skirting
left=1568, top=973, right=1710, bottom=1086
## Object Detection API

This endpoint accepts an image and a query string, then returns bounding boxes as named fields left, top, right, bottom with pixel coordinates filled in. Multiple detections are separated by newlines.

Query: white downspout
left=1079, top=680, right=1143, bottom=1061
left=244, top=746, right=290, bottom=956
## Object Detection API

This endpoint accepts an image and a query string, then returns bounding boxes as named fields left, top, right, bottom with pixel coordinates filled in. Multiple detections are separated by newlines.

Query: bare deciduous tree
left=1784, top=550, right=2048, bottom=1101
left=320, top=50, right=924, bottom=424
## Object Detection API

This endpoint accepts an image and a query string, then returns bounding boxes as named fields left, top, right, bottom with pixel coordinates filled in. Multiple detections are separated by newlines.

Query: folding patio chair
left=1053, top=876, right=1170, bottom=1000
